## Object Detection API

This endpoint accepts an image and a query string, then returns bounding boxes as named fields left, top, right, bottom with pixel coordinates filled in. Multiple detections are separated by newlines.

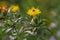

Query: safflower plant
left=0, top=5, right=51, bottom=40
left=0, top=1, right=57, bottom=40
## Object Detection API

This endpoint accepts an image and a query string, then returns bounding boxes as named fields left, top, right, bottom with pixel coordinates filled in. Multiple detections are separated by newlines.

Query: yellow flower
left=10, top=5, right=19, bottom=13
left=27, top=7, right=41, bottom=16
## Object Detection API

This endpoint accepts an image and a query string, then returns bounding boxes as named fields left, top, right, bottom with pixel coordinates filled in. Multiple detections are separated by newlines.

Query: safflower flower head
left=1, top=6, right=7, bottom=11
left=10, top=5, right=19, bottom=13
left=0, top=6, right=7, bottom=12
left=27, top=7, right=41, bottom=16
left=0, top=1, right=8, bottom=11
